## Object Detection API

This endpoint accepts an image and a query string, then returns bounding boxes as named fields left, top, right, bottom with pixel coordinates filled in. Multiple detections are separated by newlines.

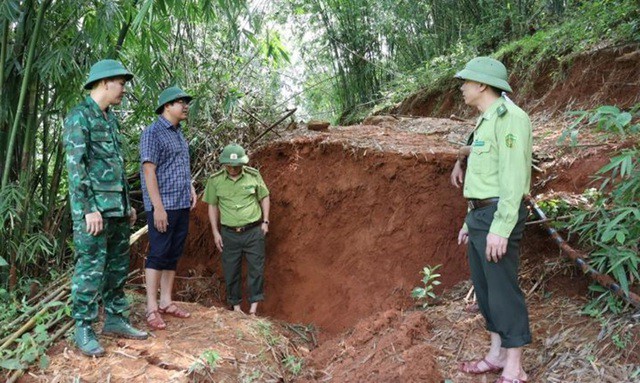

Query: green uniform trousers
left=220, top=225, right=265, bottom=306
left=466, top=202, right=531, bottom=348
left=71, top=217, right=130, bottom=322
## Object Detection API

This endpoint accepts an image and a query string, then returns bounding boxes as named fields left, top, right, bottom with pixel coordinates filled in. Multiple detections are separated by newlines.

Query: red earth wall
left=133, top=139, right=470, bottom=336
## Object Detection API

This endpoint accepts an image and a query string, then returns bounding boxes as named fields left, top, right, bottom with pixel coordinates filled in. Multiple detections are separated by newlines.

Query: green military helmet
left=155, top=86, right=193, bottom=114
left=454, top=57, right=512, bottom=93
left=84, top=59, right=133, bottom=90
left=219, top=144, right=249, bottom=165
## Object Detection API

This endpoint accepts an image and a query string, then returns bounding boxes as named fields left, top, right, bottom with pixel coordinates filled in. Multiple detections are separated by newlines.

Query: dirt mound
left=298, top=309, right=442, bottom=382
left=395, top=45, right=640, bottom=118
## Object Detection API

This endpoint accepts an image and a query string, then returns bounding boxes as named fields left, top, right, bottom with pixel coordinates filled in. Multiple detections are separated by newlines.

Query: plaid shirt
left=140, top=116, right=191, bottom=211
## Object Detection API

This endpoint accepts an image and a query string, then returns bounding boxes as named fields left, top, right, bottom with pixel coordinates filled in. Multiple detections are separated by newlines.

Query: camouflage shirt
left=64, top=96, right=130, bottom=221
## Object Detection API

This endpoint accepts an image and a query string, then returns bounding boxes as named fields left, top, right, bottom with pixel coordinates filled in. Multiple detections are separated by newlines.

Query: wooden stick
left=25, top=271, right=70, bottom=306
left=0, top=282, right=69, bottom=336
left=526, top=196, right=640, bottom=308
left=6, top=320, right=74, bottom=383
left=0, top=289, right=67, bottom=352
left=130, top=225, right=148, bottom=245
left=249, top=108, right=297, bottom=147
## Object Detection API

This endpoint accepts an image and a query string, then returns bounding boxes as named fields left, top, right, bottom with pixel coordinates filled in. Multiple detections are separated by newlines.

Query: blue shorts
left=145, top=208, right=190, bottom=270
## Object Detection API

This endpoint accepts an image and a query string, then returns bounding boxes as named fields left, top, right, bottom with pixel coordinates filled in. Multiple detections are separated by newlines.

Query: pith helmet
left=219, top=144, right=249, bottom=165
left=454, top=57, right=512, bottom=93
left=84, top=59, right=133, bottom=90
left=155, top=86, right=193, bottom=114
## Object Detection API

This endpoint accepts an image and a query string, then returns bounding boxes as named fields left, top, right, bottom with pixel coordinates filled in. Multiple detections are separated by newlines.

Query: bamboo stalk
left=248, top=108, right=297, bottom=147
left=1, top=0, right=50, bottom=187
left=6, top=319, right=74, bottom=383
left=25, top=272, right=71, bottom=306
left=0, top=288, right=67, bottom=352
left=525, top=196, right=640, bottom=308
left=0, top=280, right=69, bottom=336
left=130, top=225, right=148, bottom=245
left=1, top=226, right=148, bottom=380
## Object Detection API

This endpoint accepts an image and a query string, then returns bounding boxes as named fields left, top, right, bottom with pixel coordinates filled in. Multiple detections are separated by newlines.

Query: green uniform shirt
left=64, top=96, right=130, bottom=221
left=203, top=166, right=270, bottom=227
left=463, top=97, right=532, bottom=238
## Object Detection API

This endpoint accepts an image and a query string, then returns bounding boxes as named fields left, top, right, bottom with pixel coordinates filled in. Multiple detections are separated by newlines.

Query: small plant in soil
left=241, top=370, right=263, bottom=383
left=282, top=355, right=303, bottom=376
left=188, top=349, right=222, bottom=379
left=411, top=264, right=442, bottom=308
left=255, top=320, right=282, bottom=347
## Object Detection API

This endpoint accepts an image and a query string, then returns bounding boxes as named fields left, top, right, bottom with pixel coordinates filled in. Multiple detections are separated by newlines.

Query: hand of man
left=213, top=231, right=223, bottom=252
left=457, top=226, right=469, bottom=245
left=154, top=208, right=169, bottom=233
left=485, top=233, right=508, bottom=262
left=129, top=207, right=137, bottom=227
left=85, top=211, right=103, bottom=236
left=450, top=160, right=465, bottom=188
left=261, top=222, right=269, bottom=236
left=190, top=184, right=197, bottom=210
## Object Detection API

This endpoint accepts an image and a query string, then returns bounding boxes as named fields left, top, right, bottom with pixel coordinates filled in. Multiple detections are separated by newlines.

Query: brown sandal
left=146, top=310, right=167, bottom=330
left=158, top=303, right=191, bottom=318
left=459, top=358, right=503, bottom=374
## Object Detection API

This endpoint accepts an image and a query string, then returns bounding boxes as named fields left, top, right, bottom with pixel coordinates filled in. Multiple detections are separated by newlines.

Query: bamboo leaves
left=131, top=0, right=154, bottom=32
left=0, top=0, right=21, bottom=23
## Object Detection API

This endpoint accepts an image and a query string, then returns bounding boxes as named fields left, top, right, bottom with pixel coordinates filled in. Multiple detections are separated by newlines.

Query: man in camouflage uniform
left=64, top=59, right=147, bottom=357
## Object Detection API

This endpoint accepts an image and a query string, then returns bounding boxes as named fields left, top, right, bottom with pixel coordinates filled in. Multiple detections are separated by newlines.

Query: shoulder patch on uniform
left=505, top=133, right=516, bottom=148
left=497, top=104, right=508, bottom=117
left=244, top=166, right=260, bottom=175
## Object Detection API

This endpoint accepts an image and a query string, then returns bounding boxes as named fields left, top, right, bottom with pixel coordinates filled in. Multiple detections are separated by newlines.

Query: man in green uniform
left=64, top=59, right=148, bottom=357
left=451, top=57, right=532, bottom=383
left=203, top=144, right=270, bottom=315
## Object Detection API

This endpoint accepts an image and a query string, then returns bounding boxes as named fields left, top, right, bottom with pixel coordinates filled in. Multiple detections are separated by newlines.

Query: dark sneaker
left=102, top=315, right=148, bottom=340
left=74, top=322, right=105, bottom=357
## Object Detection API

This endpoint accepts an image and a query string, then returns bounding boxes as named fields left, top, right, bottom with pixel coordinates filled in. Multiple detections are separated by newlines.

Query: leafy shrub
left=559, top=105, right=640, bottom=145
left=560, top=147, right=639, bottom=314
left=553, top=100, right=640, bottom=314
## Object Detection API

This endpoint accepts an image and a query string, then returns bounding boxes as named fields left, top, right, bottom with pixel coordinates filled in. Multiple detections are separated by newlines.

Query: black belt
left=467, top=197, right=499, bottom=210
left=222, top=220, right=262, bottom=233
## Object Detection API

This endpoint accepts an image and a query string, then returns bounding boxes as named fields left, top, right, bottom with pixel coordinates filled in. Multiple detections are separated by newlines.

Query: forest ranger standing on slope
left=451, top=56, right=533, bottom=383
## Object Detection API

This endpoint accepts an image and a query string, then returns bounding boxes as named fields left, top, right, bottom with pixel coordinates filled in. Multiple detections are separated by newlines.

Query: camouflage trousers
left=71, top=217, right=130, bottom=322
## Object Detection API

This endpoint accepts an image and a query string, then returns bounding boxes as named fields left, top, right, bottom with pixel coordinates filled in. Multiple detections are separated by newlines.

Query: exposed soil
left=17, top=47, right=640, bottom=383
left=22, top=301, right=306, bottom=383
left=394, top=44, right=640, bottom=118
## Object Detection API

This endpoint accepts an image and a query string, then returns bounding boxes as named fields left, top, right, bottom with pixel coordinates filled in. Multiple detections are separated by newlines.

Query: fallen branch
left=525, top=195, right=640, bottom=308
left=1, top=228, right=150, bottom=381
left=1, top=279, right=69, bottom=336
left=248, top=108, right=297, bottom=147
left=0, top=288, right=68, bottom=352
left=6, top=320, right=74, bottom=383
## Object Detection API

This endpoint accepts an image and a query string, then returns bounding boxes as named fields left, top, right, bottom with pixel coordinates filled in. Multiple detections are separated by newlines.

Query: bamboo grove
left=1, top=0, right=639, bottom=310
left=0, top=0, right=293, bottom=293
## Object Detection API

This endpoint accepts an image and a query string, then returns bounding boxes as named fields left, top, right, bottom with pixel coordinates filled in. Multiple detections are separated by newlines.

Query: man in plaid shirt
left=140, top=86, right=197, bottom=330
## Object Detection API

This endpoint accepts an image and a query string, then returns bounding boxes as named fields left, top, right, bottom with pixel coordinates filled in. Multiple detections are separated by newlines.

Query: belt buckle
left=234, top=227, right=243, bottom=233
left=468, top=200, right=475, bottom=210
